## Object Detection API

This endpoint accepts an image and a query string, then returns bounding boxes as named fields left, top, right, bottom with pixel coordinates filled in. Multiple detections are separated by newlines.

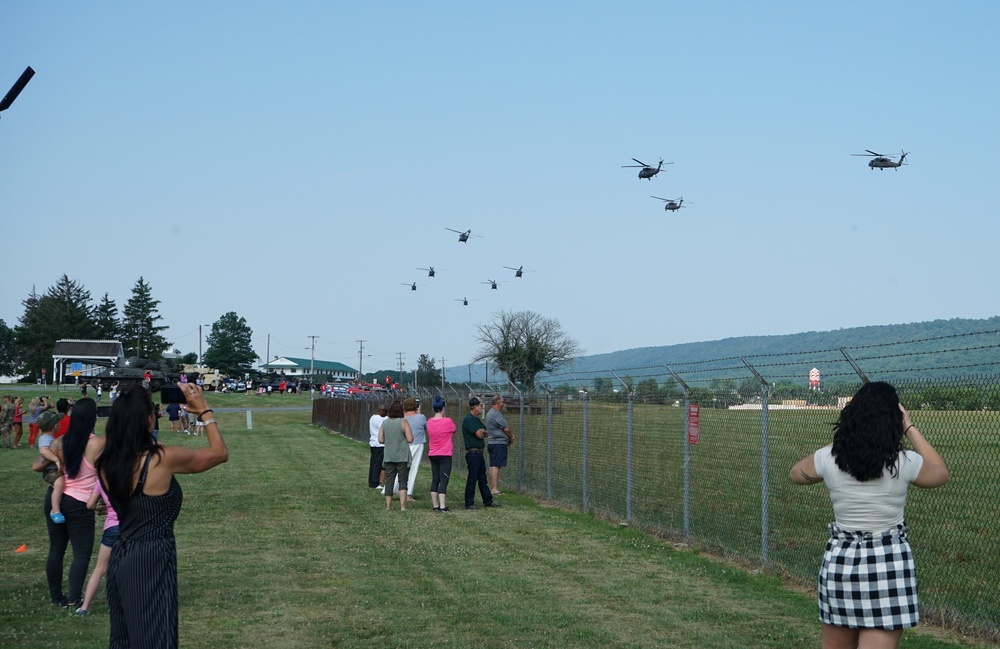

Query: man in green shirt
left=463, top=398, right=499, bottom=510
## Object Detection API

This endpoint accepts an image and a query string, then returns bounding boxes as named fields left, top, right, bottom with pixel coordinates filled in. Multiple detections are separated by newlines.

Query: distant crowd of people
left=367, top=394, right=513, bottom=511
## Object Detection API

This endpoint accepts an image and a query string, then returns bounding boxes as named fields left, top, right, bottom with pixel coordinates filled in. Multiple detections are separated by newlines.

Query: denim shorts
left=101, top=525, right=120, bottom=548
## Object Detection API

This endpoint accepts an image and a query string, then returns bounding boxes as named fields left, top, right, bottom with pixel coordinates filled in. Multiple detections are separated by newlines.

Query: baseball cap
left=469, top=397, right=481, bottom=408
left=37, top=410, right=61, bottom=431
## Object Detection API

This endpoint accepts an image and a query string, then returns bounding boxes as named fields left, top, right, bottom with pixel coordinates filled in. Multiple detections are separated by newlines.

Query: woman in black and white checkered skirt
left=790, top=382, right=949, bottom=649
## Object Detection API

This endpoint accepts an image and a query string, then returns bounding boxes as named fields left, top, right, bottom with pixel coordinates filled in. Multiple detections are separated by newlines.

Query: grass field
left=3, top=402, right=994, bottom=648
left=321, top=396, right=1000, bottom=641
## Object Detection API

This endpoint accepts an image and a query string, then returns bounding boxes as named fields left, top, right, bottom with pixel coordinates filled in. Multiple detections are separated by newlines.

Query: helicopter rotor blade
left=650, top=196, right=669, bottom=201
left=631, top=158, right=648, bottom=166
left=0, top=66, right=35, bottom=113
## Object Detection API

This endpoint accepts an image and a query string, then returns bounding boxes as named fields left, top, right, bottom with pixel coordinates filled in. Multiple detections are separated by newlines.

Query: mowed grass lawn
left=0, top=405, right=993, bottom=648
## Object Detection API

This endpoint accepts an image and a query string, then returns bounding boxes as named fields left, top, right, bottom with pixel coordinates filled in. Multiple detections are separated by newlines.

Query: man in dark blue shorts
left=485, top=395, right=514, bottom=496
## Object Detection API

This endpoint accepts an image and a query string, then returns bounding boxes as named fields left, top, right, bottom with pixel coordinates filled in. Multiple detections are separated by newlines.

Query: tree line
left=0, top=275, right=258, bottom=381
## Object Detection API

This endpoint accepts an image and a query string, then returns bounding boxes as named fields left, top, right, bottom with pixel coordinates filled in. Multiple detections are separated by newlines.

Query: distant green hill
left=451, top=316, right=1000, bottom=386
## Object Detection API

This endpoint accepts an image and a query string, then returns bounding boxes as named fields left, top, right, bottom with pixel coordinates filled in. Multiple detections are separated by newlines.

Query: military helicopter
left=455, top=297, right=470, bottom=306
left=503, top=265, right=534, bottom=278
left=402, top=282, right=417, bottom=291
left=622, top=157, right=673, bottom=180
left=483, top=279, right=500, bottom=290
left=417, top=266, right=445, bottom=278
left=651, top=196, right=691, bottom=211
left=446, top=228, right=483, bottom=243
left=0, top=66, right=34, bottom=117
left=852, top=149, right=909, bottom=170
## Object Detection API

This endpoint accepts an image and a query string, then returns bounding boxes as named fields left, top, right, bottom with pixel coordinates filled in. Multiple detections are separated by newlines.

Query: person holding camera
left=790, top=382, right=949, bottom=649
left=98, top=382, right=228, bottom=648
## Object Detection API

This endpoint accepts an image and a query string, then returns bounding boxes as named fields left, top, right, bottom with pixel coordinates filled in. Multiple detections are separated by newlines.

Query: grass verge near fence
left=0, top=409, right=992, bottom=648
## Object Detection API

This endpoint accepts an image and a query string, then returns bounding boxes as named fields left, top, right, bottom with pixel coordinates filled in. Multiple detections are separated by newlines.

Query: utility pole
left=396, top=352, right=405, bottom=387
left=307, top=336, right=319, bottom=381
left=440, top=357, right=446, bottom=389
left=199, top=323, right=211, bottom=365
left=356, top=340, right=366, bottom=382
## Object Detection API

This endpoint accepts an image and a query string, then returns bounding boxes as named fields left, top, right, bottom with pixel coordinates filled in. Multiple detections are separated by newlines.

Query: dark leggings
left=429, top=456, right=452, bottom=493
left=44, top=487, right=95, bottom=604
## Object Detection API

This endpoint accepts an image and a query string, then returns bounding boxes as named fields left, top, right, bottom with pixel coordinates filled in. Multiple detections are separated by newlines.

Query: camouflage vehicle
left=88, top=357, right=177, bottom=394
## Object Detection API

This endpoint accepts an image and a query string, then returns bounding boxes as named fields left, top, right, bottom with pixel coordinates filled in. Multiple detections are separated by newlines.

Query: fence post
left=611, top=371, right=633, bottom=522
left=666, top=366, right=691, bottom=537
left=508, top=380, right=524, bottom=492
left=542, top=384, right=554, bottom=499
left=741, top=357, right=771, bottom=566
left=570, top=373, right=590, bottom=512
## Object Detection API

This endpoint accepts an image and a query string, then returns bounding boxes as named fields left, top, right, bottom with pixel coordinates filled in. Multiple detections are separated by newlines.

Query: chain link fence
left=313, top=333, right=1000, bottom=640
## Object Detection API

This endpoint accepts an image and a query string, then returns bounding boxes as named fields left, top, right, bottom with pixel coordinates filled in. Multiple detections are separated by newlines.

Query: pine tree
left=121, top=277, right=170, bottom=360
left=14, top=278, right=99, bottom=381
left=203, top=312, right=256, bottom=374
left=0, top=319, right=16, bottom=377
left=95, top=292, right=123, bottom=340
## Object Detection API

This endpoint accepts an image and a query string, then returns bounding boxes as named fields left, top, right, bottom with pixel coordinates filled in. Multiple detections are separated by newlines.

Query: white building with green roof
left=261, top=356, right=358, bottom=381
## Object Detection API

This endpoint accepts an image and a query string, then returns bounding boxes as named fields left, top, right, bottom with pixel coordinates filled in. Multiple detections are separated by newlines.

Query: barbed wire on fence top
left=535, top=329, right=1000, bottom=388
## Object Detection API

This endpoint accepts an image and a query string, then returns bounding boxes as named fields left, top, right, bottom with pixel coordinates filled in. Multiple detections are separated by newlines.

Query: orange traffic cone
left=15, top=544, right=27, bottom=553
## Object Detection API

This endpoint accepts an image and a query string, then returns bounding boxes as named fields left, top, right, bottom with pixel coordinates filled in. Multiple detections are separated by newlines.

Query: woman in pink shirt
left=45, top=398, right=104, bottom=608
left=426, top=396, right=457, bottom=512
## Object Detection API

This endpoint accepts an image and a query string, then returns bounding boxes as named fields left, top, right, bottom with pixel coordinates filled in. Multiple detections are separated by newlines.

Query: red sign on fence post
left=688, top=404, right=700, bottom=445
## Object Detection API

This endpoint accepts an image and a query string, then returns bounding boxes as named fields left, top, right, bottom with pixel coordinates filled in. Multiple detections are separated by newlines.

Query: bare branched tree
left=472, top=310, right=581, bottom=388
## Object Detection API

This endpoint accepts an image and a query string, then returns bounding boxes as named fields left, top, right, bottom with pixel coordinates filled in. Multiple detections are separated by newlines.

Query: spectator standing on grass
left=485, top=395, right=514, bottom=496
left=110, top=381, right=120, bottom=404
left=165, top=402, right=182, bottom=433
left=28, top=396, right=52, bottom=448
left=0, top=395, right=14, bottom=448
left=75, top=477, right=118, bottom=616
left=41, top=398, right=102, bottom=609
left=427, top=396, right=456, bottom=512
left=368, top=405, right=387, bottom=488
left=462, top=398, right=498, bottom=510
left=56, top=398, right=72, bottom=439
left=98, top=382, right=227, bottom=648
left=378, top=400, right=413, bottom=511
left=399, top=398, right=427, bottom=502
left=12, top=396, right=25, bottom=448
left=790, top=381, right=949, bottom=649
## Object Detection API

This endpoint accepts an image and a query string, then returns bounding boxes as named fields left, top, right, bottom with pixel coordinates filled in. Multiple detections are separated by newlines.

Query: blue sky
left=3, top=2, right=998, bottom=374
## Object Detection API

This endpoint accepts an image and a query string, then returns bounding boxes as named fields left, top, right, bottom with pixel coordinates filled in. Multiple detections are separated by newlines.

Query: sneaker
left=50, top=512, right=65, bottom=524
left=439, top=507, right=451, bottom=513
left=484, top=502, right=503, bottom=508
left=465, top=505, right=477, bottom=510
left=432, top=507, right=441, bottom=512
left=75, top=608, right=89, bottom=616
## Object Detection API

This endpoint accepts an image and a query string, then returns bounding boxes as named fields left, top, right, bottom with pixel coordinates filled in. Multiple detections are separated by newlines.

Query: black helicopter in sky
left=622, top=157, right=673, bottom=180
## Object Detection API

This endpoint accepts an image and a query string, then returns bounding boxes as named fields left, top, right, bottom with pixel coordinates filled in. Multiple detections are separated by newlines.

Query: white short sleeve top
left=814, top=446, right=924, bottom=532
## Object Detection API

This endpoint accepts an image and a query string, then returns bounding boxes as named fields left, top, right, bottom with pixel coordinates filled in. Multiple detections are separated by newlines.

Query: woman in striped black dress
left=98, top=383, right=228, bottom=648
left=790, top=382, right=949, bottom=649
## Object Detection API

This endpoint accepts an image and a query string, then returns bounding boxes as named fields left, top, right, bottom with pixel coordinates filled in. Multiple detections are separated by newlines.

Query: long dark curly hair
left=63, top=398, right=97, bottom=479
left=832, top=381, right=904, bottom=481
left=95, top=384, right=161, bottom=515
